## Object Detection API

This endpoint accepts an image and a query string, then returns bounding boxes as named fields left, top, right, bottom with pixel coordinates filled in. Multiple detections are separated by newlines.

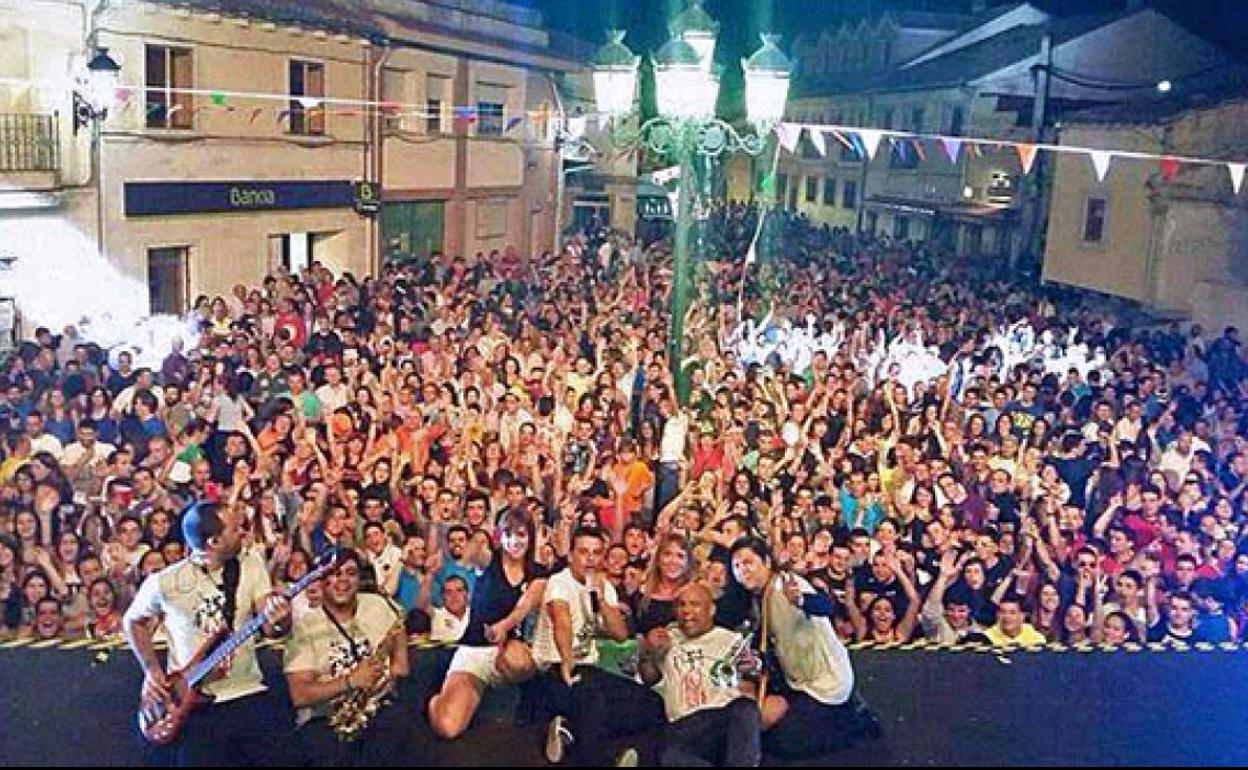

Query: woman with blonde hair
left=633, top=533, right=696, bottom=636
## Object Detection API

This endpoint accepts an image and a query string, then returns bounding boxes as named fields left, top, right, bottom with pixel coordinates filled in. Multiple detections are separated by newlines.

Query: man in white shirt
left=284, top=548, right=413, bottom=765
left=637, top=582, right=762, bottom=767
left=656, top=395, right=689, bottom=514
left=123, top=501, right=291, bottom=766
left=731, top=537, right=880, bottom=760
left=533, top=527, right=663, bottom=766
left=23, top=411, right=62, bottom=459
left=362, top=522, right=402, bottom=598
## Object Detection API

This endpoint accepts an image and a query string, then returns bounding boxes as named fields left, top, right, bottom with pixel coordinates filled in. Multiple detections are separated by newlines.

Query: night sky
left=523, top=0, right=1247, bottom=62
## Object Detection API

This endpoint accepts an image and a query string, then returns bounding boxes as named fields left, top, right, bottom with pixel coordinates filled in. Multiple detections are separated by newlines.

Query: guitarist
left=283, top=547, right=414, bottom=766
left=123, top=501, right=292, bottom=766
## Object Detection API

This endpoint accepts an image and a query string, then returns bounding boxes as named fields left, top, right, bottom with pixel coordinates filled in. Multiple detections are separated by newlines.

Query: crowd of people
left=3, top=203, right=1248, bottom=764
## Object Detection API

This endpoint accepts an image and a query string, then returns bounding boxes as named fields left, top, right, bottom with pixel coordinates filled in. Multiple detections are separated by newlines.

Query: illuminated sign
left=124, top=180, right=361, bottom=216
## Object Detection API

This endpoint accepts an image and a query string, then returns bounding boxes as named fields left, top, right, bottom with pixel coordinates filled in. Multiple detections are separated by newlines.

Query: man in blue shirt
left=395, top=533, right=427, bottom=612
left=429, top=525, right=478, bottom=607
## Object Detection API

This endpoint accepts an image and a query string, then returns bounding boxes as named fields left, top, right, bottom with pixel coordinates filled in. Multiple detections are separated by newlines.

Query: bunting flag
left=857, top=129, right=883, bottom=160
left=248, top=106, right=265, bottom=124
left=276, top=109, right=293, bottom=124
left=808, top=127, right=827, bottom=157
left=830, top=130, right=853, bottom=150
left=1159, top=156, right=1181, bottom=182
left=210, top=92, right=226, bottom=106
left=912, top=138, right=927, bottom=163
left=1229, top=163, right=1246, bottom=194
left=115, top=87, right=134, bottom=105
left=453, top=106, right=478, bottom=124
left=967, top=142, right=980, bottom=159
left=504, top=115, right=523, bottom=133
left=776, top=123, right=800, bottom=153
left=1090, top=150, right=1113, bottom=182
left=166, top=104, right=184, bottom=119
left=1015, top=143, right=1038, bottom=175
left=379, top=101, right=401, bottom=114
left=297, top=97, right=321, bottom=110
left=940, top=137, right=963, bottom=164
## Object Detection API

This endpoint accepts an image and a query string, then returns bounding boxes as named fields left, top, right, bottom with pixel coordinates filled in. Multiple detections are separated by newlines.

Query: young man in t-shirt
left=284, top=548, right=412, bottom=766
left=532, top=526, right=663, bottom=766
left=123, top=502, right=292, bottom=766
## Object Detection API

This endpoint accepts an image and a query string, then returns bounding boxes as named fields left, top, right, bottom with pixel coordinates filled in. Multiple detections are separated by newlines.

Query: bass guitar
left=138, top=546, right=343, bottom=745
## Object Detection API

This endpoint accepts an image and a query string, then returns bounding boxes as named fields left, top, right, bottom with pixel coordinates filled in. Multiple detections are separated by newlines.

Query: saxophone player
left=636, top=582, right=762, bottom=767
left=283, top=548, right=415, bottom=766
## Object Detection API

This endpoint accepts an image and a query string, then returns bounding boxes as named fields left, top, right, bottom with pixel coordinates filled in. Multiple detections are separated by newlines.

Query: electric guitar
left=137, top=546, right=344, bottom=745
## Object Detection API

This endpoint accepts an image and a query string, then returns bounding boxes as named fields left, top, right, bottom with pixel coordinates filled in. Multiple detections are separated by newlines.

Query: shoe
left=615, top=747, right=639, bottom=767
left=545, top=715, right=573, bottom=764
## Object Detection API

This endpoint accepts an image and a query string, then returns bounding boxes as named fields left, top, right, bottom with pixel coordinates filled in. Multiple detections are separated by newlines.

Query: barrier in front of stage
left=2, top=640, right=1247, bottom=766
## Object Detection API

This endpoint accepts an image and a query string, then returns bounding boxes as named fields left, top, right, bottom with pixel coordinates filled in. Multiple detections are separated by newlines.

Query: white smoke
left=0, top=214, right=198, bottom=368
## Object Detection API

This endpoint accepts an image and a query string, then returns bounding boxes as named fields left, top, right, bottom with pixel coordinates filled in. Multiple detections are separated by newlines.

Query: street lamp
left=73, top=47, right=121, bottom=134
left=590, top=4, right=790, bottom=403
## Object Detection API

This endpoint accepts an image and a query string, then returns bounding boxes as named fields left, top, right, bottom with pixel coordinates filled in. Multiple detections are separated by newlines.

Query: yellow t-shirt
left=986, top=623, right=1047, bottom=648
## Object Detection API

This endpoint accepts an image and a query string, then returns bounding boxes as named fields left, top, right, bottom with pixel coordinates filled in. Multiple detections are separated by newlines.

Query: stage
left=2, top=640, right=1246, bottom=766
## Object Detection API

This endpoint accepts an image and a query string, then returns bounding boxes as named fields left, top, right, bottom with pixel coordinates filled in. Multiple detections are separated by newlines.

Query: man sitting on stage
left=730, top=537, right=881, bottom=759
left=637, top=582, right=762, bottom=767
left=284, top=548, right=415, bottom=766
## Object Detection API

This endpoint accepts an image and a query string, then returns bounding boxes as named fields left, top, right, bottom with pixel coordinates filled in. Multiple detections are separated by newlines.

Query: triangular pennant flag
left=248, top=107, right=265, bottom=124
left=857, top=129, right=883, bottom=160
left=891, top=136, right=907, bottom=161
left=940, top=137, right=963, bottom=164
left=776, top=123, right=800, bottom=153
left=1229, top=163, right=1246, bottom=194
left=967, top=142, right=980, bottom=158
left=830, top=130, right=853, bottom=150
left=1090, top=150, right=1113, bottom=182
left=808, top=128, right=827, bottom=157
left=504, top=115, right=523, bottom=133
left=760, top=173, right=776, bottom=197
left=210, top=92, right=226, bottom=106
left=912, top=139, right=927, bottom=163
left=1158, top=156, right=1181, bottom=181
left=115, top=87, right=134, bottom=105
left=276, top=109, right=293, bottom=124
left=379, top=101, right=400, bottom=115
left=1015, top=143, right=1038, bottom=174
left=167, top=104, right=183, bottom=118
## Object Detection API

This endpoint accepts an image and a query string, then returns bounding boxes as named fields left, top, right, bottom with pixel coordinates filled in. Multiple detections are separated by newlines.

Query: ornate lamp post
left=591, top=1, right=791, bottom=403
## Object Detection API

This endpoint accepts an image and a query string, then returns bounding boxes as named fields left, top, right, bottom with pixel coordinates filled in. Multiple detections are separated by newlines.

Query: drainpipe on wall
left=367, top=42, right=392, bottom=278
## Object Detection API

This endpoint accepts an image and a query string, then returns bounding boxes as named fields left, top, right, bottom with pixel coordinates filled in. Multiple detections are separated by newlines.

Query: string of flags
left=4, top=73, right=1247, bottom=191
left=776, top=121, right=1248, bottom=195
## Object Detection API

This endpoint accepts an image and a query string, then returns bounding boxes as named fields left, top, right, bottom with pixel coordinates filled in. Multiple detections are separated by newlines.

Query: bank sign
left=124, top=180, right=374, bottom=217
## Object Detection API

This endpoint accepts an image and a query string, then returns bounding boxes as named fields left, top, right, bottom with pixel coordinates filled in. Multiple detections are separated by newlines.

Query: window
left=381, top=68, right=407, bottom=131
left=842, top=180, right=857, bottom=209
left=879, top=107, right=894, bottom=130
left=147, top=247, right=188, bottom=314
left=949, top=106, right=965, bottom=137
left=894, top=216, right=910, bottom=241
left=1082, top=197, right=1108, bottom=243
left=288, top=60, right=325, bottom=136
left=803, top=176, right=817, bottom=203
left=427, top=75, right=450, bottom=135
left=823, top=177, right=837, bottom=206
left=475, top=83, right=510, bottom=137
left=776, top=174, right=788, bottom=204
left=910, top=107, right=925, bottom=132
left=145, top=45, right=193, bottom=130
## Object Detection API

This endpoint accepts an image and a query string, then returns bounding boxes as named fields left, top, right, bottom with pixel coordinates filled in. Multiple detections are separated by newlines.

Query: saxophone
left=328, top=618, right=405, bottom=742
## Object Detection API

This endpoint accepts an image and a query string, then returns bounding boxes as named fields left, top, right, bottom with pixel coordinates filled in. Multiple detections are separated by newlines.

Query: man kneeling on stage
left=284, top=548, right=416, bottom=766
left=637, top=582, right=762, bottom=767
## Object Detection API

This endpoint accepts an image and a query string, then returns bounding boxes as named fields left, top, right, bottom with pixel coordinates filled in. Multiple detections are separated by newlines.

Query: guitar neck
left=184, top=570, right=312, bottom=689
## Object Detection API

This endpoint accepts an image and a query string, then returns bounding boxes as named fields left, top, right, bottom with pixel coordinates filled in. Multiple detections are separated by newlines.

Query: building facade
left=1043, top=96, right=1248, bottom=334
left=767, top=3, right=1232, bottom=261
left=0, top=0, right=591, bottom=328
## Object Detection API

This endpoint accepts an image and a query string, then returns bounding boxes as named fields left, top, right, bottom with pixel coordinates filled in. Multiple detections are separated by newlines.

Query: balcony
left=0, top=114, right=59, bottom=174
